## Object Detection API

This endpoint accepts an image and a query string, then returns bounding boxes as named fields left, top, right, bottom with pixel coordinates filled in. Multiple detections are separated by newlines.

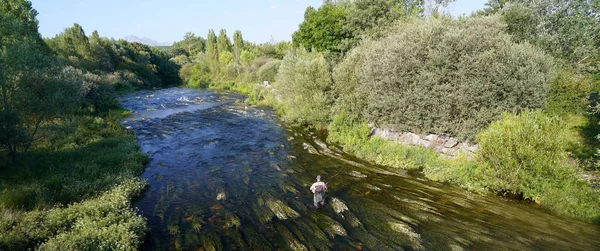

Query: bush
left=475, top=110, right=600, bottom=220
left=273, top=48, right=333, bottom=125
left=0, top=179, right=147, bottom=250
left=476, top=110, right=574, bottom=196
left=257, top=60, right=281, bottom=83
left=332, top=48, right=367, bottom=122
left=342, top=16, right=554, bottom=140
left=546, top=67, right=597, bottom=116
left=187, top=54, right=212, bottom=87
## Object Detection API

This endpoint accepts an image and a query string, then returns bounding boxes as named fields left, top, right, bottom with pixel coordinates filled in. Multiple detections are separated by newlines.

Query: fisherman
left=310, top=175, right=327, bottom=208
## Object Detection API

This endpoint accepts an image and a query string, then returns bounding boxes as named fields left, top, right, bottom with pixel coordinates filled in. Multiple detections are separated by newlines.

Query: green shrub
left=476, top=110, right=575, bottom=196
left=187, top=53, right=212, bottom=87
left=0, top=115, right=146, bottom=210
left=332, top=48, right=367, bottom=122
left=475, top=110, right=600, bottom=220
left=273, top=48, right=333, bottom=126
left=342, top=16, right=554, bottom=140
left=0, top=179, right=147, bottom=250
left=546, top=67, right=597, bottom=116
left=257, top=60, right=281, bottom=83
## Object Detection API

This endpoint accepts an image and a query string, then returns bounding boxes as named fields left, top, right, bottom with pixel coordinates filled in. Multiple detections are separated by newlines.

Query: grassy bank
left=328, top=112, right=600, bottom=223
left=0, top=111, right=148, bottom=250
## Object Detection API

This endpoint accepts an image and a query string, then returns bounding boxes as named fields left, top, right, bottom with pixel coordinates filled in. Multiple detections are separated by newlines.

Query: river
left=119, top=87, right=600, bottom=250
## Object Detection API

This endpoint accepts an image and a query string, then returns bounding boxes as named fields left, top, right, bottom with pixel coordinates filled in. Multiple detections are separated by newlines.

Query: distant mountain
left=123, top=35, right=171, bottom=46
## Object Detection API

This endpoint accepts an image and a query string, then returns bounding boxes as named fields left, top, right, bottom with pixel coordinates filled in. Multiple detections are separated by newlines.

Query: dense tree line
left=171, top=28, right=291, bottom=88
left=1, top=11, right=181, bottom=160
left=1, top=1, right=155, bottom=249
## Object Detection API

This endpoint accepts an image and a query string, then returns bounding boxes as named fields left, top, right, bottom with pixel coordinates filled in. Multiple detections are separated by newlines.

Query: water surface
left=119, top=88, right=600, bottom=250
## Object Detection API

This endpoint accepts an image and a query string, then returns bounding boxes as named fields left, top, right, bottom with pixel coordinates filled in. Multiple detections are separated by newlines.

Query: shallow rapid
left=119, top=87, right=600, bottom=250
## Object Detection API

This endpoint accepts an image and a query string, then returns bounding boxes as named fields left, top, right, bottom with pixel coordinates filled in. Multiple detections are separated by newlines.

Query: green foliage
left=240, top=50, right=257, bottom=67
left=0, top=115, right=146, bottom=210
left=217, top=29, right=232, bottom=53
left=233, top=30, right=244, bottom=55
left=476, top=111, right=574, bottom=196
left=292, top=4, right=348, bottom=54
left=340, top=0, right=420, bottom=52
left=546, top=67, right=598, bottom=116
left=294, top=0, right=443, bottom=56
left=170, top=32, right=206, bottom=56
left=273, top=48, right=332, bottom=126
left=346, top=16, right=553, bottom=140
left=187, top=53, right=212, bottom=87
left=0, top=0, right=81, bottom=159
left=206, top=29, right=220, bottom=72
left=46, top=25, right=181, bottom=88
left=256, top=60, right=281, bottom=83
left=485, top=0, right=600, bottom=70
left=328, top=112, right=440, bottom=170
left=219, top=50, right=234, bottom=66
left=331, top=48, right=367, bottom=122
left=0, top=108, right=148, bottom=250
left=1, top=179, right=147, bottom=250
left=475, top=110, right=600, bottom=220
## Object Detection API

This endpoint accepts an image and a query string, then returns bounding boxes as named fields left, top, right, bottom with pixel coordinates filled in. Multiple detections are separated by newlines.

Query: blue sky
left=30, top=0, right=487, bottom=44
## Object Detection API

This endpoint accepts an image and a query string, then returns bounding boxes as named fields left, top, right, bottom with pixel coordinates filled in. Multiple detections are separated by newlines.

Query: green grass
left=0, top=111, right=148, bottom=250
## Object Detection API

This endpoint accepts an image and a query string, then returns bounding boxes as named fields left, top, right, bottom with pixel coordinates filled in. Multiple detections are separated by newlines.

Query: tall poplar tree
left=206, top=29, right=219, bottom=73
left=233, top=30, right=244, bottom=75
left=217, top=29, right=232, bottom=53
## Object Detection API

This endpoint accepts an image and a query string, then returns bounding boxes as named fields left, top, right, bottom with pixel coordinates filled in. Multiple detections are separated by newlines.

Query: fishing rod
left=326, top=165, right=345, bottom=184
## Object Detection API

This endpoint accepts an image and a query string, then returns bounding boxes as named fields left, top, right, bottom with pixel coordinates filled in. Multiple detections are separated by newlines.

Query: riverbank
left=0, top=110, right=148, bottom=250
left=200, top=81, right=600, bottom=224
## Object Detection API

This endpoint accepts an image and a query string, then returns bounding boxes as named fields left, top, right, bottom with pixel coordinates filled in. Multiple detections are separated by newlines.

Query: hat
left=316, top=175, right=321, bottom=180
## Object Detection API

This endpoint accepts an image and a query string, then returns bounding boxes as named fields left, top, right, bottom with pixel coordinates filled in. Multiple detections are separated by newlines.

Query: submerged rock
left=330, top=198, right=349, bottom=214
left=266, top=199, right=300, bottom=220
left=302, top=142, right=319, bottom=154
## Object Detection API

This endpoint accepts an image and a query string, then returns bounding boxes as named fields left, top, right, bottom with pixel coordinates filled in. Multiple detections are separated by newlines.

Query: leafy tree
left=294, top=0, right=452, bottom=56
left=339, top=16, right=554, bottom=140
left=233, top=30, right=244, bottom=75
left=292, top=4, right=348, bottom=54
left=217, top=29, right=232, bottom=53
left=88, top=30, right=113, bottom=71
left=476, top=110, right=600, bottom=221
left=274, top=48, right=333, bottom=125
left=170, top=32, right=205, bottom=56
left=1, top=0, right=80, bottom=160
left=233, top=30, right=244, bottom=57
left=218, top=51, right=234, bottom=66
left=340, top=0, right=439, bottom=51
left=45, top=23, right=93, bottom=69
left=206, top=29, right=219, bottom=71
left=480, top=0, right=600, bottom=69
left=240, top=50, right=257, bottom=67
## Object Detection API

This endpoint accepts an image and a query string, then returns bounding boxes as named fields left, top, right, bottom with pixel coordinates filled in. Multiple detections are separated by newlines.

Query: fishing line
left=327, top=165, right=345, bottom=183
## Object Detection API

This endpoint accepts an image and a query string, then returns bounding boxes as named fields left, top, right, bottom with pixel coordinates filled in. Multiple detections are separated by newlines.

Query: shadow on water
left=120, top=88, right=600, bottom=251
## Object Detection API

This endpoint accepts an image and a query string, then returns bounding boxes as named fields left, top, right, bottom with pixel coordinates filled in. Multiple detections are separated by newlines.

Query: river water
left=119, top=87, right=600, bottom=251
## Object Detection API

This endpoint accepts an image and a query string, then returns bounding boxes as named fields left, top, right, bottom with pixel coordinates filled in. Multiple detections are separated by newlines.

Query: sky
left=30, top=0, right=488, bottom=44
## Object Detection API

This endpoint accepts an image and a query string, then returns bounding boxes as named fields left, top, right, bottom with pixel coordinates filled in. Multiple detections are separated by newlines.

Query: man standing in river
left=310, top=175, right=327, bottom=208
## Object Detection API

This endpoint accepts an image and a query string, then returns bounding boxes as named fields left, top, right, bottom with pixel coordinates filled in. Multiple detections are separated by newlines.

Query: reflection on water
left=120, top=88, right=600, bottom=250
